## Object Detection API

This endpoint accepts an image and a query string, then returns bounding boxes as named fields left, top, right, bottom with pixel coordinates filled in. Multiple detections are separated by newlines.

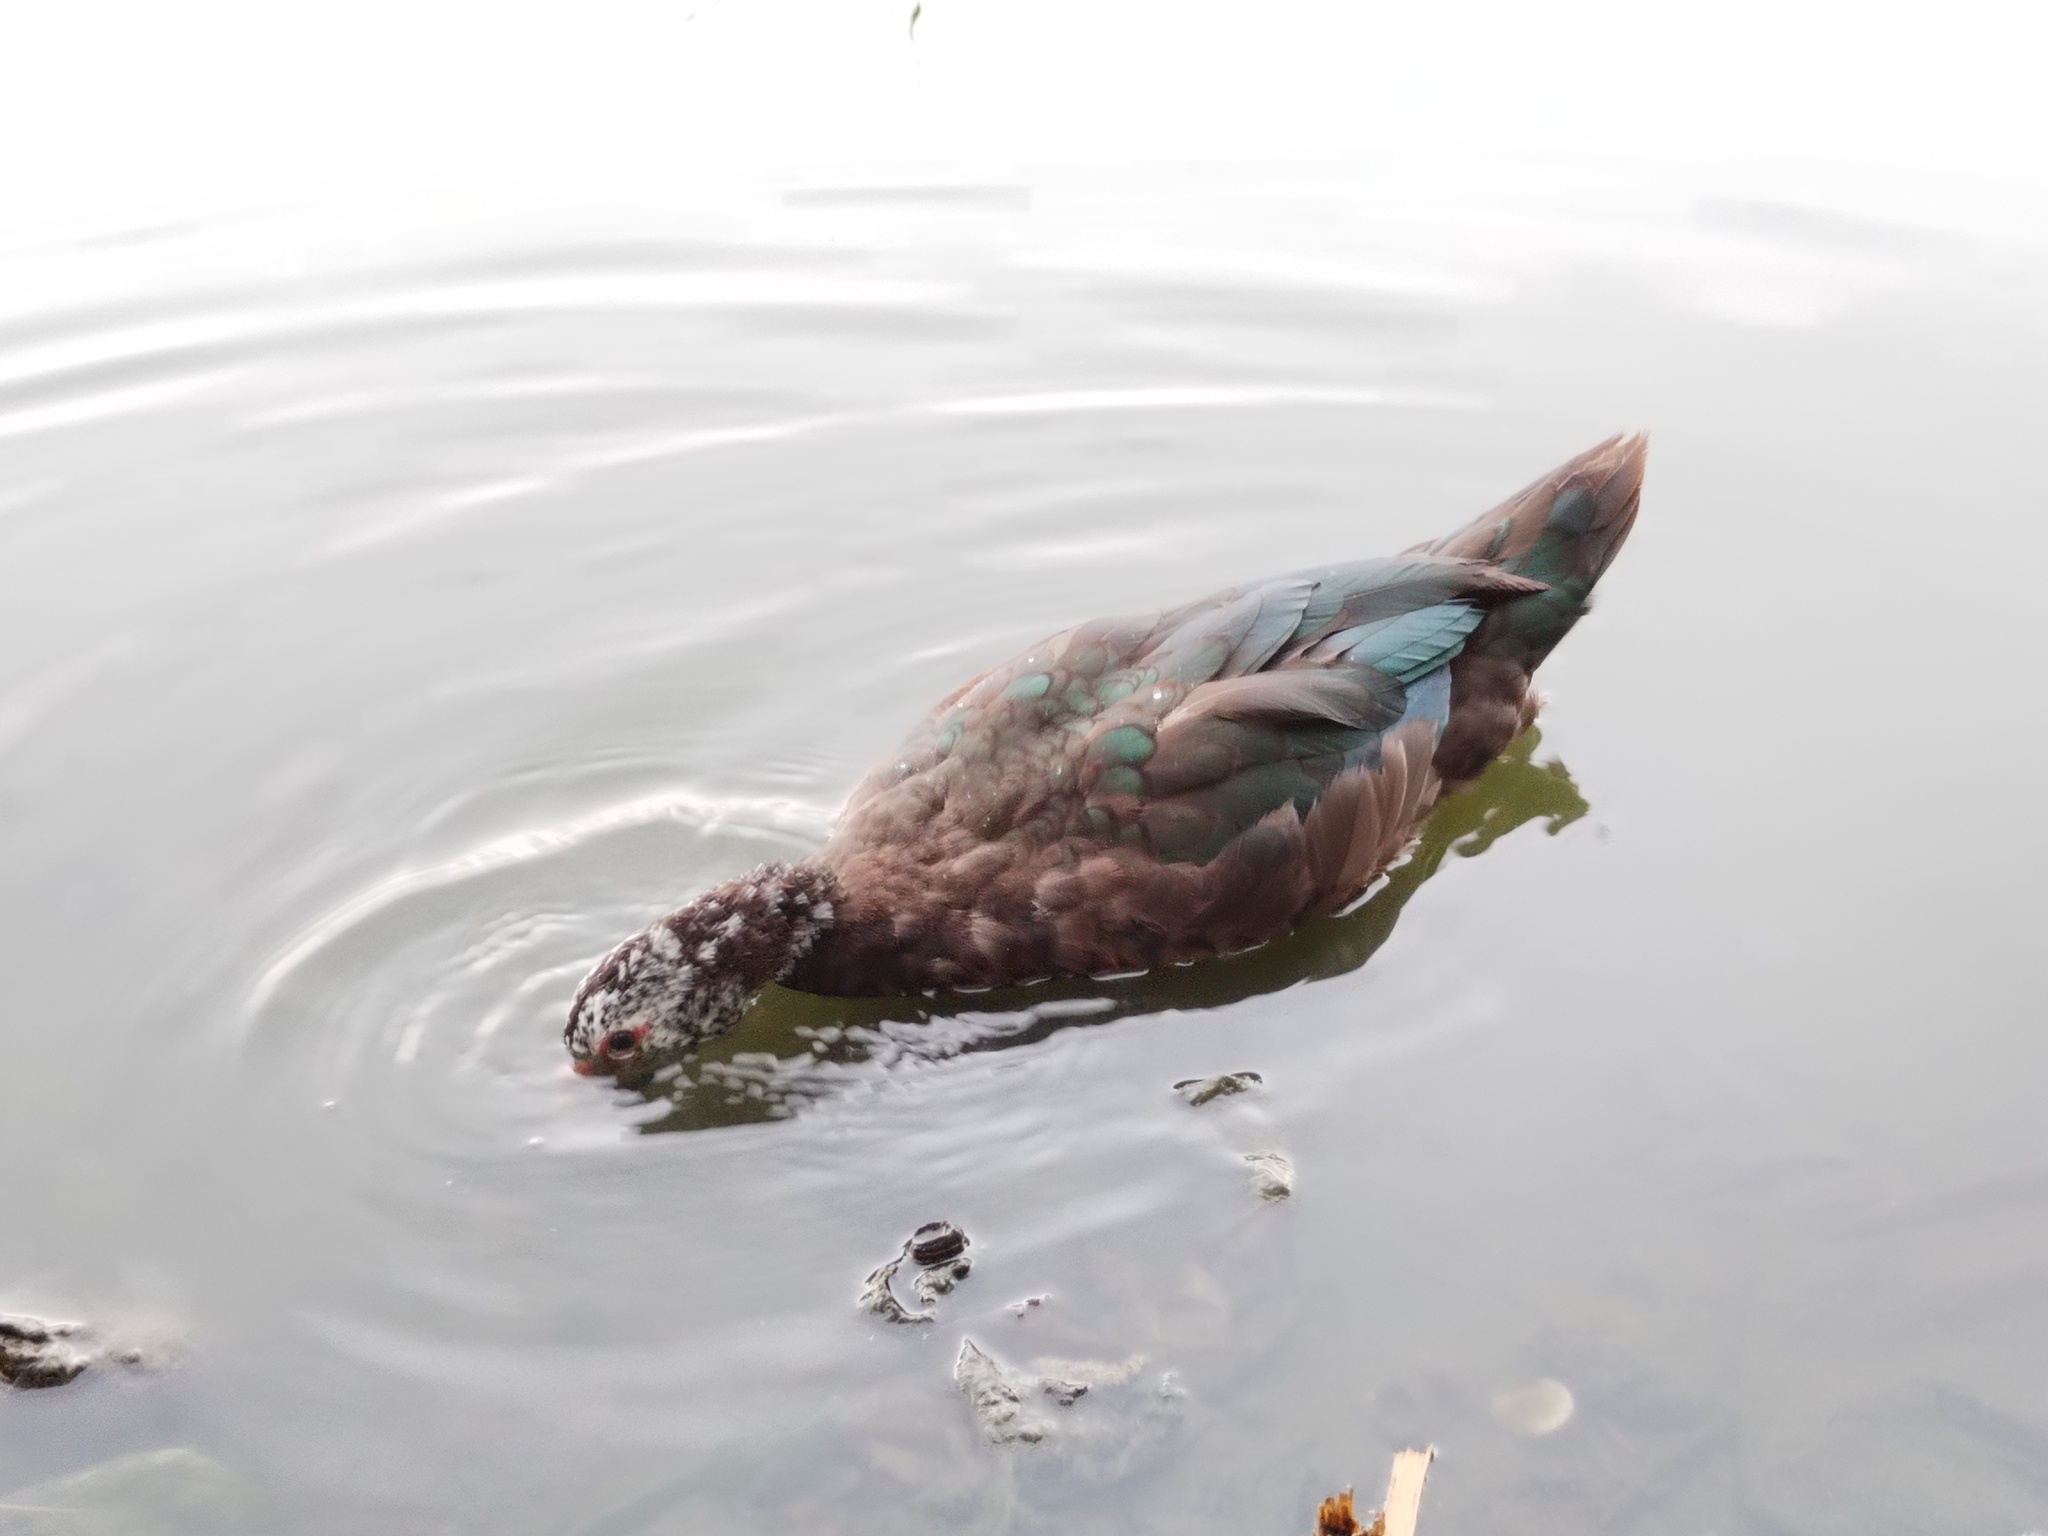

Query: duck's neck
left=662, top=861, right=841, bottom=996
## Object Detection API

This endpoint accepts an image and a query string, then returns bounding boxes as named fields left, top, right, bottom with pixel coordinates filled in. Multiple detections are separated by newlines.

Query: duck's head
left=563, top=863, right=836, bottom=1078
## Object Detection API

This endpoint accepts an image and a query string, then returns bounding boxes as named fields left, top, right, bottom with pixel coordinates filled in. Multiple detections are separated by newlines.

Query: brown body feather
left=789, top=716, right=1445, bottom=995
left=784, top=436, right=1644, bottom=997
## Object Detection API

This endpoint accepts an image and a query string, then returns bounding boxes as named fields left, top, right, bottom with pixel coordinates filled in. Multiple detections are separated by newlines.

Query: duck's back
left=787, top=435, right=1645, bottom=996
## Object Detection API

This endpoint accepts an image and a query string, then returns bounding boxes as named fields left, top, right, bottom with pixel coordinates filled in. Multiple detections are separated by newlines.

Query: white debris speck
left=1490, top=1378, right=1575, bottom=1436
left=1244, top=1151, right=1294, bottom=1201
left=954, top=1338, right=1047, bottom=1444
left=1027, top=1352, right=1147, bottom=1387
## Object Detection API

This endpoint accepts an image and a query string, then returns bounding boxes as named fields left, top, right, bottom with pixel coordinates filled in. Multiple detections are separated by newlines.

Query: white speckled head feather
left=564, top=862, right=838, bottom=1075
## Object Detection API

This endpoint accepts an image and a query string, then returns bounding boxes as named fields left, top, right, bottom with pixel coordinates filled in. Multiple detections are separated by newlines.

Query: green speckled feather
left=1411, top=434, right=1645, bottom=670
left=840, top=552, right=1541, bottom=870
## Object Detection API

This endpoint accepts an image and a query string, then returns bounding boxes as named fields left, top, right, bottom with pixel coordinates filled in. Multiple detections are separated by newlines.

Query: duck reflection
left=627, top=729, right=1587, bottom=1133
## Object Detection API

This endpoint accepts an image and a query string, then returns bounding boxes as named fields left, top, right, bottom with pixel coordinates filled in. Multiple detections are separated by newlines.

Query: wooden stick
left=1380, top=1447, right=1435, bottom=1536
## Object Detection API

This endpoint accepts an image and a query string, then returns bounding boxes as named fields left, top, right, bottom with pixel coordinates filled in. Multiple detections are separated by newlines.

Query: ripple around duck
left=237, top=784, right=836, bottom=1160
left=925, top=383, right=1484, bottom=416
left=317, top=411, right=859, bottom=554
left=0, top=234, right=968, bottom=492
left=0, top=220, right=1593, bottom=1157
left=238, top=730, right=1587, bottom=1149
left=0, top=269, right=956, bottom=394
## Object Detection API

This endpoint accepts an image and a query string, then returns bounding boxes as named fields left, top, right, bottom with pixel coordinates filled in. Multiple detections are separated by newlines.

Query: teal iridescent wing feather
left=840, top=553, right=1544, bottom=870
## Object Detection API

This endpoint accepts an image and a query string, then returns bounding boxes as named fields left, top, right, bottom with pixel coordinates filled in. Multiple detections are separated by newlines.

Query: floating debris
left=909, top=1220, right=968, bottom=1266
left=0, top=1314, right=93, bottom=1389
left=1244, top=1150, right=1295, bottom=1201
left=1380, top=1447, right=1434, bottom=1535
left=911, top=1254, right=972, bottom=1307
left=954, top=1338, right=1047, bottom=1444
left=857, top=1252, right=928, bottom=1326
left=909, top=1219, right=972, bottom=1306
left=1173, top=1070, right=1264, bottom=1106
left=1314, top=1447, right=1434, bottom=1535
left=951, top=1341, right=1188, bottom=1471
left=858, top=1220, right=974, bottom=1324
left=0, top=1313, right=152, bottom=1391
left=1315, top=1488, right=1364, bottom=1535
left=1007, top=1294, right=1046, bottom=1316
left=1027, top=1352, right=1147, bottom=1387
left=1490, top=1377, right=1575, bottom=1436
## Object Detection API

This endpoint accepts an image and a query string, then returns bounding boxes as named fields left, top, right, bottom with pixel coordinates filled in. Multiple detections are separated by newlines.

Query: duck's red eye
left=604, top=1030, right=639, bottom=1058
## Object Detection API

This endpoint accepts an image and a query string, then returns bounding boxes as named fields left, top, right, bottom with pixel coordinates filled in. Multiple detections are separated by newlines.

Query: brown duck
left=566, top=435, right=1645, bottom=1075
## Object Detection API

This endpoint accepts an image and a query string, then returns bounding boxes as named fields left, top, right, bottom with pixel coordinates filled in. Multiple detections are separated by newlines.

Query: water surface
left=2, top=173, right=2046, bottom=1534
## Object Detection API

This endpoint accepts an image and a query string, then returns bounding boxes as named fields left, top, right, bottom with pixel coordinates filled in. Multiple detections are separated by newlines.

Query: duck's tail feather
left=1413, top=433, right=1647, bottom=670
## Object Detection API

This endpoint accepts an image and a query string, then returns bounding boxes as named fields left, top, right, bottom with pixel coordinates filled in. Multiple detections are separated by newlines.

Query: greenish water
left=2, top=173, right=2045, bottom=1535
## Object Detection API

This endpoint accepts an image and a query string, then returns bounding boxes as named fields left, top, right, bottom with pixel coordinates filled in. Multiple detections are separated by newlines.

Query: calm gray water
left=3, top=175, right=2046, bottom=1534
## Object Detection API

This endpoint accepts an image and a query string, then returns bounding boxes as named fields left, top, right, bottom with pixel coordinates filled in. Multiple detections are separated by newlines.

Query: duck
left=565, top=434, right=1645, bottom=1076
